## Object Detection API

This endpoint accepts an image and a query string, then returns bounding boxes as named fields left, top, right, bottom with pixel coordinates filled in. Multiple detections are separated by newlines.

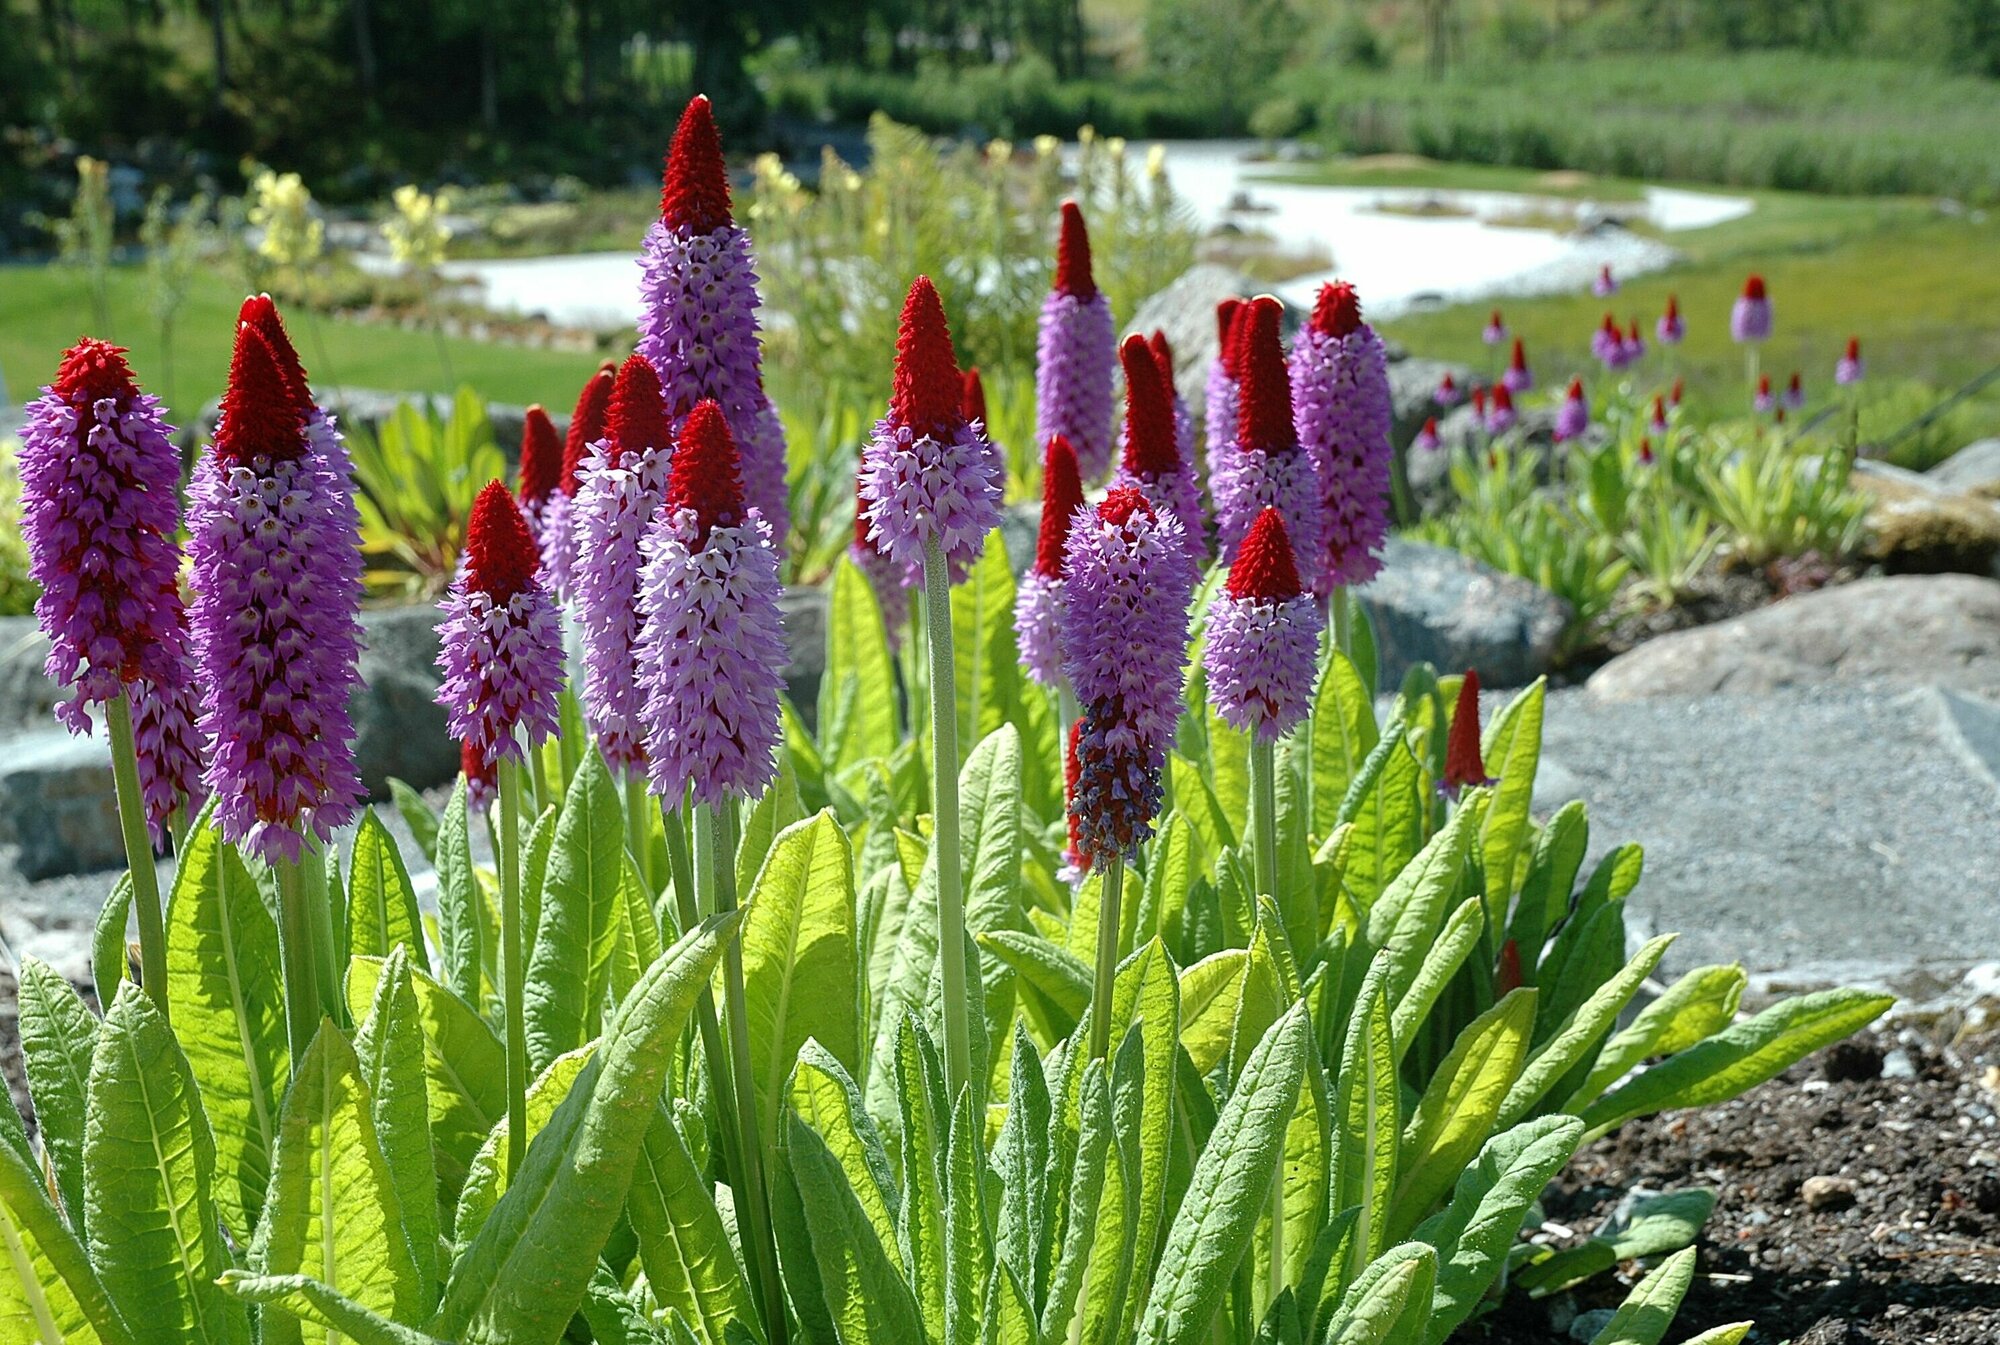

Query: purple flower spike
left=1836, top=336, right=1864, bottom=386
left=1732, top=275, right=1773, bottom=344
left=1036, top=202, right=1118, bottom=481
left=1486, top=384, right=1518, bottom=435
left=1783, top=372, right=1805, bottom=411
left=544, top=362, right=616, bottom=601
left=1291, top=281, right=1392, bottom=590
left=1501, top=337, right=1533, bottom=393
left=636, top=95, right=790, bottom=546
left=1113, top=335, right=1204, bottom=555
left=1212, top=295, right=1326, bottom=593
left=1554, top=378, right=1590, bottom=443
left=1205, top=507, right=1321, bottom=741
left=1657, top=294, right=1685, bottom=345
left=1204, top=298, right=1245, bottom=467
left=188, top=314, right=364, bottom=862
left=1483, top=309, right=1507, bottom=345
left=437, top=481, right=564, bottom=774
left=20, top=339, right=194, bottom=740
left=1014, top=435, right=1086, bottom=689
left=1622, top=320, right=1647, bottom=365
left=638, top=400, right=786, bottom=806
left=575, top=354, right=676, bottom=775
left=1593, top=264, right=1618, bottom=298
left=859, top=276, right=1004, bottom=583
left=1753, top=375, right=1776, bottom=414
left=1061, top=487, right=1197, bottom=867
left=1591, top=313, right=1628, bottom=370
left=131, top=671, right=206, bottom=847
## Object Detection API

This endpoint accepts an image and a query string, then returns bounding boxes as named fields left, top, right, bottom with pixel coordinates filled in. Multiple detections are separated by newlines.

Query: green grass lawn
left=0, top=264, right=604, bottom=430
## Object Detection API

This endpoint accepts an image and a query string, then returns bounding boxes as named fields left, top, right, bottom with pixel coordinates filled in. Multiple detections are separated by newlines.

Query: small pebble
left=1802, top=1175, right=1859, bottom=1212
left=1881, top=1048, right=1917, bottom=1080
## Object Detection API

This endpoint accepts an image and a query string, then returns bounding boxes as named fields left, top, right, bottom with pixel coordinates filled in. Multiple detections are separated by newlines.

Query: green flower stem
left=1089, top=852, right=1125, bottom=1061
left=305, top=845, right=343, bottom=1027
left=527, top=741, right=553, bottom=817
left=703, top=802, right=787, bottom=1345
left=104, top=691, right=169, bottom=1020
left=272, top=855, right=320, bottom=1066
left=1249, top=736, right=1278, bottom=904
left=661, top=799, right=748, bottom=1221
left=922, top=537, right=973, bottom=1103
left=497, top=758, right=528, bottom=1174
left=624, top=773, right=654, bottom=894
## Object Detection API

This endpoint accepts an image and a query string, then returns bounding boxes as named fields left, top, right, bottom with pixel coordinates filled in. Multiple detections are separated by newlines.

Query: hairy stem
left=498, top=758, right=527, bottom=1174
left=105, top=692, right=169, bottom=1021
left=1089, top=853, right=1125, bottom=1061
left=922, top=538, right=973, bottom=1103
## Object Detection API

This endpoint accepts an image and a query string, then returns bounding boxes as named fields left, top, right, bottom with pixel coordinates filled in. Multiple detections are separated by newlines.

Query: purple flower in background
left=575, top=354, right=676, bottom=775
left=1648, top=395, right=1669, bottom=435
left=515, top=404, right=563, bottom=547
left=1592, top=264, right=1618, bottom=298
left=1783, top=371, right=1805, bottom=411
left=1211, top=295, right=1326, bottom=593
left=1591, top=313, right=1628, bottom=370
left=188, top=315, right=364, bottom=861
left=858, top=276, right=1004, bottom=582
left=1837, top=337, right=1864, bottom=385
left=19, top=339, right=194, bottom=739
left=436, top=481, right=564, bottom=774
left=461, top=740, right=496, bottom=812
left=1036, top=201, right=1118, bottom=480
left=544, top=361, right=616, bottom=601
left=1486, top=383, right=1518, bottom=435
left=1113, top=334, right=1204, bottom=557
left=1553, top=378, right=1590, bottom=443
left=1732, top=275, right=1773, bottom=343
left=1657, top=294, right=1685, bottom=345
left=1291, top=280, right=1391, bottom=590
left=1148, top=331, right=1202, bottom=526
left=637, top=400, right=786, bottom=806
left=1415, top=417, right=1441, bottom=452
left=1434, top=371, right=1461, bottom=407
left=1204, top=507, right=1321, bottom=741
left=1205, top=298, right=1244, bottom=463
left=1060, top=487, right=1197, bottom=866
left=1754, top=374, right=1776, bottom=414
left=1014, top=435, right=1086, bottom=689
left=1483, top=308, right=1507, bottom=345
left=1501, top=337, right=1533, bottom=393
left=636, top=95, right=789, bottom=545
left=1622, top=320, right=1647, bottom=365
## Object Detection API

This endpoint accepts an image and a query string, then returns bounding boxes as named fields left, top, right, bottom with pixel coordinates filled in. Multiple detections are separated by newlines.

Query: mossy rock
left=1857, top=475, right=2000, bottom=575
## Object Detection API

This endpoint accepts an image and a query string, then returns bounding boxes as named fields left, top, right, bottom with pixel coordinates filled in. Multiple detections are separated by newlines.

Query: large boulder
left=351, top=603, right=458, bottom=797
left=1587, top=574, right=2000, bottom=699
left=1852, top=460, right=2000, bottom=576
left=1356, top=537, right=1571, bottom=690
left=0, top=731, right=124, bottom=880
left=1927, top=439, right=2000, bottom=498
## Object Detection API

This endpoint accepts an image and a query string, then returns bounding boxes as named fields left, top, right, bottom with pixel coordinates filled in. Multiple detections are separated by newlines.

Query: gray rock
left=1927, top=438, right=2000, bottom=497
left=1933, top=687, right=2000, bottom=796
left=1388, top=357, right=1474, bottom=451
left=780, top=587, right=829, bottom=729
left=1800, top=1175, right=1858, bottom=1212
left=0, top=731, right=124, bottom=880
left=1356, top=538, right=1571, bottom=691
left=351, top=604, right=457, bottom=797
left=1588, top=575, right=2000, bottom=700
left=0, top=617, right=63, bottom=735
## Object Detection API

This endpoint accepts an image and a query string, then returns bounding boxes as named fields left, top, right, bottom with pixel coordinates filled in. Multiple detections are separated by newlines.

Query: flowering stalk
left=1205, top=298, right=1245, bottom=466
left=1014, top=434, right=1086, bottom=692
left=545, top=361, right=616, bottom=602
left=1441, top=670, right=1494, bottom=802
left=1036, top=201, right=1118, bottom=480
left=1112, top=335, right=1203, bottom=556
left=1212, top=295, right=1325, bottom=593
left=1291, top=280, right=1392, bottom=594
left=1733, top=274, right=1772, bottom=387
left=859, top=277, right=1003, bottom=1102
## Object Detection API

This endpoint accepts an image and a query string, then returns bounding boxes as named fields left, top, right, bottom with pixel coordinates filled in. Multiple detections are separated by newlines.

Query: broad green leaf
left=1333, top=952, right=1397, bottom=1268
left=1515, top=1187, right=1716, bottom=1297
left=1581, top=989, right=1893, bottom=1137
left=1568, top=965, right=1747, bottom=1114
left=1365, top=802, right=1478, bottom=1025
left=1386, top=897, right=1483, bottom=1063
left=434, top=777, right=479, bottom=999
left=388, top=779, right=443, bottom=866
left=161, top=813, right=287, bottom=1243
left=345, top=957, right=505, bottom=1201
left=1040, top=1059, right=1114, bottom=1345
left=519, top=804, right=558, bottom=970
left=1078, top=1028, right=1150, bottom=1345
left=1135, top=1003, right=1311, bottom=1345
left=352, top=947, right=439, bottom=1302
left=1477, top=679, right=1544, bottom=903
left=893, top=1017, right=948, bottom=1343
left=252, top=1023, right=423, bottom=1345
left=736, top=761, right=804, bottom=898
left=0, top=1126, right=132, bottom=1345
left=628, top=1105, right=758, bottom=1345
left=578, top=1268, right=667, bottom=1345
left=1257, top=1038, right=1331, bottom=1307
left=1411, top=1115, right=1583, bottom=1343
left=1319, top=1241, right=1435, bottom=1345
left=991, top=1022, right=1052, bottom=1309
left=92, top=873, right=132, bottom=999
left=1178, top=949, right=1249, bottom=1078
left=82, top=986, right=249, bottom=1345
left=821, top=558, right=900, bottom=775
left=1495, top=934, right=1675, bottom=1130
left=743, top=811, right=859, bottom=1142
left=1587, top=1246, right=1697, bottom=1345
left=1392, top=989, right=1537, bottom=1237
left=349, top=809, right=429, bottom=968
left=605, top=852, right=662, bottom=1009
left=979, top=931, right=1090, bottom=1038
left=1310, top=650, right=1379, bottom=841
left=1205, top=706, right=1251, bottom=850
left=1337, top=735, right=1423, bottom=912
left=431, top=913, right=740, bottom=1343
left=524, top=749, right=624, bottom=1071
left=942, top=1089, right=991, bottom=1345
left=1170, top=753, right=1235, bottom=859
left=452, top=1046, right=595, bottom=1251
left=949, top=529, right=1019, bottom=749
left=1676, top=1326, right=1752, bottom=1345
left=218, top=1272, right=443, bottom=1345
left=1226, top=905, right=1299, bottom=1085
left=1147, top=811, right=1205, bottom=960
left=1506, top=801, right=1587, bottom=965
left=16, top=958, right=96, bottom=1237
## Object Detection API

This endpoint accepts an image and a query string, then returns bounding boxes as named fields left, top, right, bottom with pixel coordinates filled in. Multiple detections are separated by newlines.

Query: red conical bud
left=1147, top=330, right=1176, bottom=392
left=961, top=367, right=988, bottom=425
left=1565, top=377, right=1585, bottom=403
left=1312, top=281, right=1363, bottom=339
left=665, top=399, right=746, bottom=549
left=1742, top=274, right=1766, bottom=300
left=466, top=479, right=540, bottom=601
left=661, top=94, right=732, bottom=233
left=1065, top=716, right=1085, bottom=867
left=1491, top=384, right=1514, bottom=414
left=1443, top=669, right=1490, bottom=794
left=1758, top=373, right=1772, bottom=396
left=561, top=360, right=617, bottom=495
left=1054, top=201, right=1097, bottom=300
left=237, top=294, right=313, bottom=407
left=890, top=276, right=963, bottom=439
left=1473, top=386, right=1488, bottom=413
left=518, top=405, right=562, bottom=504
left=1639, top=437, right=1655, bottom=464
left=52, top=338, right=139, bottom=405
left=1845, top=335, right=1860, bottom=360
left=1119, top=335, right=1180, bottom=478
left=1510, top=337, right=1528, bottom=371
left=1216, top=298, right=1245, bottom=375
left=215, top=324, right=306, bottom=466
left=1033, top=434, right=1085, bottom=578
left=1421, top=415, right=1439, bottom=437
left=1226, top=507, right=1302, bottom=602
left=607, top=354, right=671, bottom=467
left=1665, top=293, right=1680, bottom=320
left=1098, top=483, right=1155, bottom=529
left=1496, top=939, right=1523, bottom=995
left=461, top=739, right=496, bottom=792
left=1234, top=296, right=1294, bottom=454
left=1671, top=378, right=1684, bottom=405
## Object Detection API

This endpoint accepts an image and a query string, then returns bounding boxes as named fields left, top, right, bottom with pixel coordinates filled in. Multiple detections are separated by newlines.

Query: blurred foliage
left=0, top=437, right=35, bottom=617
left=346, top=386, right=505, bottom=598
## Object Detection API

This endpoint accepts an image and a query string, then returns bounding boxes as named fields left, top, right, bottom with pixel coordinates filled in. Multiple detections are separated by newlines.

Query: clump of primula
left=1732, top=274, right=1773, bottom=344
left=637, top=399, right=786, bottom=806
left=1441, top=669, right=1494, bottom=800
left=1754, top=374, right=1775, bottom=414
left=637, top=95, right=789, bottom=542
left=858, top=276, right=1004, bottom=583
left=575, top=353, right=675, bottom=774
left=515, top=403, right=562, bottom=545
left=1112, top=335, right=1203, bottom=558
left=1014, top=434, right=1086, bottom=690
left=1035, top=201, right=1118, bottom=480
left=1060, top=486, right=1197, bottom=866
left=1554, top=377, right=1590, bottom=443
left=544, top=360, right=616, bottom=600
left=1290, top=279, right=1391, bottom=590
left=1211, top=295, right=1325, bottom=591
left=1205, top=297, right=1245, bottom=463
left=1415, top=417, right=1441, bottom=452
left=1204, top=507, right=1321, bottom=740
left=1483, top=308, right=1507, bottom=345
left=20, top=339, right=206, bottom=841
left=1435, top=371, right=1461, bottom=407
left=188, top=314, right=364, bottom=860
left=1502, top=337, right=1533, bottom=393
